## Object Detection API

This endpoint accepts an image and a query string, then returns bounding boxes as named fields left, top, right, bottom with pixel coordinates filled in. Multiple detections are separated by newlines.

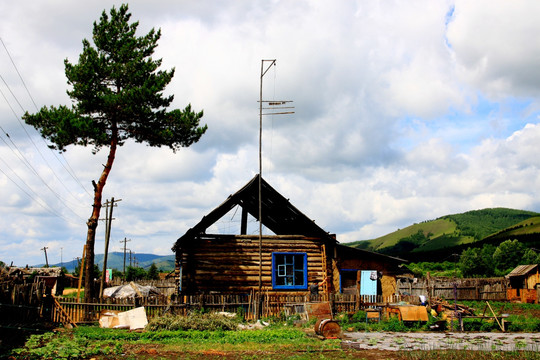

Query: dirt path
left=342, top=331, right=540, bottom=351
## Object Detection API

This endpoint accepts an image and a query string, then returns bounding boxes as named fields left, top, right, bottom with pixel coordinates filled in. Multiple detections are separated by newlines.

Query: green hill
left=349, top=208, right=540, bottom=261
left=46, top=253, right=175, bottom=273
left=482, top=215, right=540, bottom=243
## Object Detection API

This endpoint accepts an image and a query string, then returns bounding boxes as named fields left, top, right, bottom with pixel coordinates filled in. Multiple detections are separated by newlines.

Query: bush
left=351, top=310, right=366, bottom=323
left=381, top=317, right=409, bottom=332
left=507, top=315, right=540, bottom=332
left=460, top=318, right=501, bottom=332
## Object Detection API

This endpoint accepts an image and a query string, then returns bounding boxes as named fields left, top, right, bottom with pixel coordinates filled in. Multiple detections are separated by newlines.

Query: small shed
left=172, top=175, right=405, bottom=298
left=506, top=264, right=539, bottom=303
left=6, top=267, right=64, bottom=295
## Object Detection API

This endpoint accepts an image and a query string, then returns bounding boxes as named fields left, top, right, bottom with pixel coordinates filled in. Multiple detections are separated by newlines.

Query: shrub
left=507, top=315, right=540, bottom=332
left=351, top=310, right=366, bottom=323
left=381, top=317, right=408, bottom=332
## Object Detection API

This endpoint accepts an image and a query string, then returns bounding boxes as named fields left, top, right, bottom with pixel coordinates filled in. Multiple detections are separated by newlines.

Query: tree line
left=407, top=239, right=540, bottom=278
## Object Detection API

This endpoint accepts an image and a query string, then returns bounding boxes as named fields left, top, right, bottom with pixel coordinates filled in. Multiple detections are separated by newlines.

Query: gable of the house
left=172, top=174, right=405, bottom=296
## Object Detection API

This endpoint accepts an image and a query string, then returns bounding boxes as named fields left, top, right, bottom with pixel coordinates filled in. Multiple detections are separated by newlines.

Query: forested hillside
left=348, top=208, right=540, bottom=262
left=443, top=208, right=539, bottom=241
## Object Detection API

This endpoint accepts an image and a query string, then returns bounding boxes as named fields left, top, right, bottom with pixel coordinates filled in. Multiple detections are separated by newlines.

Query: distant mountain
left=347, top=208, right=540, bottom=261
left=42, top=252, right=175, bottom=273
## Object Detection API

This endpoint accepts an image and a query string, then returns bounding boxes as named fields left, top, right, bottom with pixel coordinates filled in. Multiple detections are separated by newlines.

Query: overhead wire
left=0, top=144, right=75, bottom=224
left=0, top=38, right=92, bottom=198
left=0, top=40, right=91, bottom=223
left=0, top=89, right=86, bottom=222
left=0, top=79, right=88, bottom=212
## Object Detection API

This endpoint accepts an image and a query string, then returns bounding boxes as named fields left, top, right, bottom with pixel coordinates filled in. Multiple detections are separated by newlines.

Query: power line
left=0, top=37, right=92, bottom=198
left=0, top=77, right=91, bottom=206
left=0, top=38, right=39, bottom=110
left=0, top=165, right=74, bottom=223
left=0, top=97, right=86, bottom=222
left=0, top=118, right=86, bottom=221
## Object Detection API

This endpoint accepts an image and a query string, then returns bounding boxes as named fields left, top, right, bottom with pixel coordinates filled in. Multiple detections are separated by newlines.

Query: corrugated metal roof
left=506, top=264, right=538, bottom=278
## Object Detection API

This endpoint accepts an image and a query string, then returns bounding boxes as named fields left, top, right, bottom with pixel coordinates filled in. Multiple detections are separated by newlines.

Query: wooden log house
left=172, top=175, right=405, bottom=298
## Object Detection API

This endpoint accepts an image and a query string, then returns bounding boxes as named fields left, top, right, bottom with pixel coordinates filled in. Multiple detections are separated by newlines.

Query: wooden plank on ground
left=305, top=302, right=332, bottom=320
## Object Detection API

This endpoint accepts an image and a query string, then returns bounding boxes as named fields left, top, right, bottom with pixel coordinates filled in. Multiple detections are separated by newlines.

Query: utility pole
left=60, top=247, right=63, bottom=268
left=120, top=237, right=131, bottom=280
left=100, top=197, right=121, bottom=299
left=41, top=247, right=49, bottom=267
left=257, top=59, right=294, bottom=318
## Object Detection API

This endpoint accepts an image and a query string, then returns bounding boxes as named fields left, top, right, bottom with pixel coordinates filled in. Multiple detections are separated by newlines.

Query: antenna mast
left=257, top=59, right=294, bottom=311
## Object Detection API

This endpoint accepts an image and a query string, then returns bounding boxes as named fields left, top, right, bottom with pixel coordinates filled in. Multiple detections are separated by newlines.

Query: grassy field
left=368, top=218, right=457, bottom=250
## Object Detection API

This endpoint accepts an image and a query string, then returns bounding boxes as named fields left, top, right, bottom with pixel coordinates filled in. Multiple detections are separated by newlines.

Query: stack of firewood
left=430, top=297, right=475, bottom=318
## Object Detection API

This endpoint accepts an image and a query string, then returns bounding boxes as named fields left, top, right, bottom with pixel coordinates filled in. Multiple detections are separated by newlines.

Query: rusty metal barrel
left=314, top=318, right=341, bottom=338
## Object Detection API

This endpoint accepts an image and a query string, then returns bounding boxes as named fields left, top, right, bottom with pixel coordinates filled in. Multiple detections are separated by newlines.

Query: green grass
left=486, top=216, right=540, bottom=239
left=369, top=218, right=457, bottom=250
left=11, top=325, right=343, bottom=359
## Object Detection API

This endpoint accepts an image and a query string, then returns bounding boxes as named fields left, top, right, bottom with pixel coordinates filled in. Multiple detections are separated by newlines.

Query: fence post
left=426, top=272, right=431, bottom=299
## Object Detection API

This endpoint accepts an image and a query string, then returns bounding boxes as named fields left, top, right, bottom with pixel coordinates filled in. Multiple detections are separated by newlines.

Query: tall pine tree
left=24, top=4, right=207, bottom=301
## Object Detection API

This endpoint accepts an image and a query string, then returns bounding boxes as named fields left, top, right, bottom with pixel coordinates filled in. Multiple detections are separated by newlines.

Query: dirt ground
left=123, top=346, right=401, bottom=359
left=103, top=332, right=540, bottom=360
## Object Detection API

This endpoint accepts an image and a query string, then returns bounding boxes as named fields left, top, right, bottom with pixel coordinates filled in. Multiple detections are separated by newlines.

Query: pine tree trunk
left=84, top=128, right=118, bottom=303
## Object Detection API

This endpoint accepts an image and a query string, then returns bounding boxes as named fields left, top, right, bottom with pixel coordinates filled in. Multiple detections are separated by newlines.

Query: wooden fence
left=52, top=293, right=418, bottom=324
left=397, top=276, right=508, bottom=301
left=0, top=280, right=50, bottom=330
left=2, top=275, right=511, bottom=327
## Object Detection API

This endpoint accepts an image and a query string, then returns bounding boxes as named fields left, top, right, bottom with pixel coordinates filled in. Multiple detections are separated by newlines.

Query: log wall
left=177, top=235, right=329, bottom=294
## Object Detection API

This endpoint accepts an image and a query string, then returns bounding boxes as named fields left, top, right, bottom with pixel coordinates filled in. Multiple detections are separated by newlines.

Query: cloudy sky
left=1, top=0, right=540, bottom=267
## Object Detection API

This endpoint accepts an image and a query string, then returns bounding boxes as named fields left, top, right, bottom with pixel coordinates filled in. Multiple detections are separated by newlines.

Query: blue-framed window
left=272, top=252, right=307, bottom=290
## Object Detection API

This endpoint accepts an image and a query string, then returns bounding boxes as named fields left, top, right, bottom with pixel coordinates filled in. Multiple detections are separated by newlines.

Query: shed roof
left=173, top=174, right=336, bottom=251
left=505, top=264, right=539, bottom=278
left=335, top=243, right=406, bottom=264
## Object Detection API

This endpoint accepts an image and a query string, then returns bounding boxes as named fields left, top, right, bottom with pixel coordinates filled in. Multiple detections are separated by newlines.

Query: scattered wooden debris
left=430, top=297, right=475, bottom=318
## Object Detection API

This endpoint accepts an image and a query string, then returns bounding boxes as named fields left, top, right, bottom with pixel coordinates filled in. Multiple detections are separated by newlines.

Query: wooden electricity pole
left=41, top=247, right=49, bottom=267
left=120, top=237, right=131, bottom=280
left=99, top=197, right=121, bottom=299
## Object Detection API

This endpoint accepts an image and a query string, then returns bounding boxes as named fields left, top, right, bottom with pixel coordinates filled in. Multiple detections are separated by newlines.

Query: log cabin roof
left=173, top=174, right=336, bottom=251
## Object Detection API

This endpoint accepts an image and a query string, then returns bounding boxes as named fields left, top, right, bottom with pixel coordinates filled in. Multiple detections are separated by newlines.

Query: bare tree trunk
left=84, top=128, right=118, bottom=303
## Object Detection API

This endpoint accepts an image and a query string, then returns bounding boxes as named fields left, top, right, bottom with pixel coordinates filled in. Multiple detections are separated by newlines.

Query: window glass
left=272, top=252, right=307, bottom=289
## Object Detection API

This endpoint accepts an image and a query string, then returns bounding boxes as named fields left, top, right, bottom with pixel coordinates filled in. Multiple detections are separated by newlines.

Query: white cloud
left=1, top=0, right=540, bottom=266
left=448, top=0, right=540, bottom=98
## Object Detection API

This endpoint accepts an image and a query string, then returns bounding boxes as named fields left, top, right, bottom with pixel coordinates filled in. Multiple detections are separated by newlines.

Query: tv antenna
left=257, top=59, right=294, bottom=298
